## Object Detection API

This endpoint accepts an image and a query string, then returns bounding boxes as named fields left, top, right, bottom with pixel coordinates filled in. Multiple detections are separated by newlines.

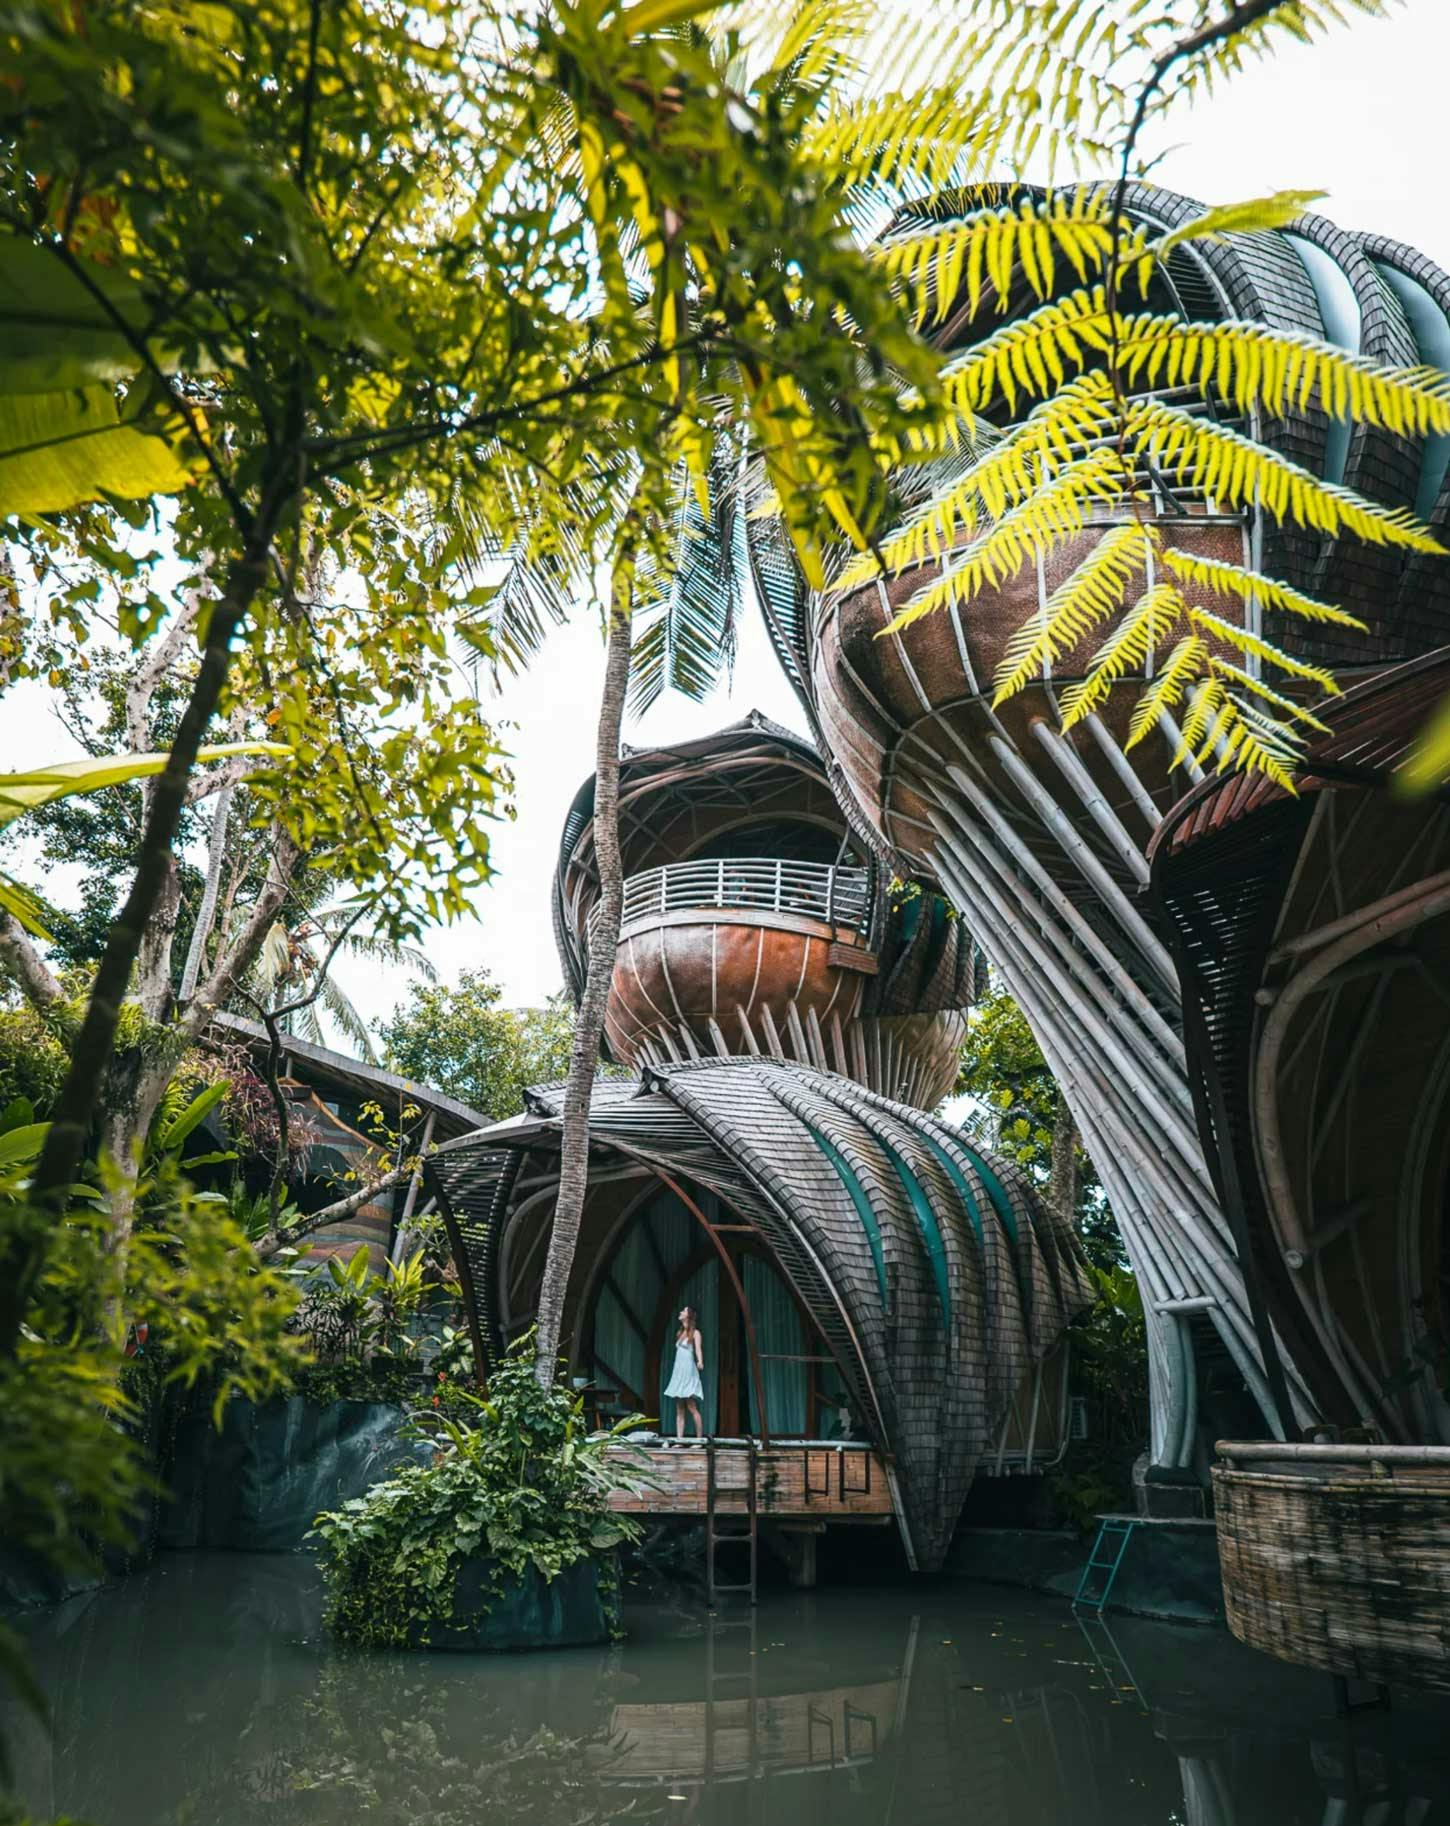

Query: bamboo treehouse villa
left=425, top=717, right=1093, bottom=1585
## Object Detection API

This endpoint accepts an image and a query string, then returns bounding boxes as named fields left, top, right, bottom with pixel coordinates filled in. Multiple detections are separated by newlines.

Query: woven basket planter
left=1214, top=1442, right=1450, bottom=1693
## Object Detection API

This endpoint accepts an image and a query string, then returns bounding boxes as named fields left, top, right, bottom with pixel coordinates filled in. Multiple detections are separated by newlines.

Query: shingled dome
left=427, top=1056, right=1092, bottom=1571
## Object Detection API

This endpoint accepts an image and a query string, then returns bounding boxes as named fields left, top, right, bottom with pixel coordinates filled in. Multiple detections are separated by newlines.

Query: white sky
left=3, top=0, right=1448, bottom=1047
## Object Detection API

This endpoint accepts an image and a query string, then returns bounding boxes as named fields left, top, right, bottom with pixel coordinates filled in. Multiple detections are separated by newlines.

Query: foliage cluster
left=312, top=1341, right=646, bottom=1649
left=1049, top=1264, right=1150, bottom=1530
left=377, top=970, right=577, bottom=1122
left=955, top=989, right=1121, bottom=1269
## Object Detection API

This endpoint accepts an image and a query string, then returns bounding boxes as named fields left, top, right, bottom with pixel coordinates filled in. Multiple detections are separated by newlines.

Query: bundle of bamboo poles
left=1214, top=1441, right=1450, bottom=1694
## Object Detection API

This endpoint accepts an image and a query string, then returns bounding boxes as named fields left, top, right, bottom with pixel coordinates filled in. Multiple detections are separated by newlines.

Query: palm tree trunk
left=533, top=548, right=635, bottom=1385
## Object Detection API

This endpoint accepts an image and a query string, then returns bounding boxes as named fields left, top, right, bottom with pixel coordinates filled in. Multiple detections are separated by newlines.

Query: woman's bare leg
left=688, top=1399, right=703, bottom=1439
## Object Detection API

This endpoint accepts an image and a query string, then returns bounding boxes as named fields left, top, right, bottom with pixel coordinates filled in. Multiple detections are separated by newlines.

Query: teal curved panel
left=800, top=1118, right=888, bottom=1307
left=878, top=1139, right=952, bottom=1327
left=744, top=1252, right=808, bottom=1435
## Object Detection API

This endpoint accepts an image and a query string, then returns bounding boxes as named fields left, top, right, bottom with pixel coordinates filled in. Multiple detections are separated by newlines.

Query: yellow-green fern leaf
left=993, top=518, right=1155, bottom=704
left=1130, top=398, right=1443, bottom=552
left=1177, top=677, right=1224, bottom=757
left=1125, top=634, right=1208, bottom=749
left=1150, top=190, right=1326, bottom=257
left=854, top=375, right=1117, bottom=583
left=1208, top=657, right=1333, bottom=734
left=877, top=447, right=1128, bottom=631
left=1119, top=318, right=1450, bottom=440
left=1399, top=689, right=1450, bottom=796
left=939, top=286, right=1112, bottom=418
left=876, top=192, right=1124, bottom=326
left=1187, top=606, right=1341, bottom=693
left=1060, top=582, right=1186, bottom=728
left=1157, top=545, right=1368, bottom=630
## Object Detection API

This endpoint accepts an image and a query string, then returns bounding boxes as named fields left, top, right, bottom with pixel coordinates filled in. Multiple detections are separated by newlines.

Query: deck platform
left=606, top=1439, right=894, bottom=1522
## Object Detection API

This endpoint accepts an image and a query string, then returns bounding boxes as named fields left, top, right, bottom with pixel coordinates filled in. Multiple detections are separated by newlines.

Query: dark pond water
left=6, top=1553, right=1450, bottom=1825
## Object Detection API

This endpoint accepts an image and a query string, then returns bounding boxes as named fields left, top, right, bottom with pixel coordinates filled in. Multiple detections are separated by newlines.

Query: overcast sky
left=4, top=0, right=1448, bottom=1049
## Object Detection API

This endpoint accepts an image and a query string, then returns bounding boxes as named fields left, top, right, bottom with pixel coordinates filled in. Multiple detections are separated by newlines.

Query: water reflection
left=4, top=1554, right=1449, bottom=1825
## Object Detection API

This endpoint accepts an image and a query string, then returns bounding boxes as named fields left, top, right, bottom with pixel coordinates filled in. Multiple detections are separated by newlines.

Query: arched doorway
left=583, top=1182, right=855, bottom=1438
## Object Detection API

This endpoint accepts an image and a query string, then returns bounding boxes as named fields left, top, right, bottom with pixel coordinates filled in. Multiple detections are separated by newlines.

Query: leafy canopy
left=378, top=970, right=578, bottom=1123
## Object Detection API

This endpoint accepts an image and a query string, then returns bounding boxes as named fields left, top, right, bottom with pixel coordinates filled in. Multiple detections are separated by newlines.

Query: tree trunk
left=533, top=551, right=635, bottom=1385
left=1, top=525, right=277, bottom=1361
left=1048, top=1101, right=1079, bottom=1222
left=178, top=777, right=236, bottom=1003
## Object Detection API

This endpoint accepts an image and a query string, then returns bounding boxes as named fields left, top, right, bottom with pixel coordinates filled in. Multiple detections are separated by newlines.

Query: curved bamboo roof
left=427, top=1057, right=1092, bottom=1570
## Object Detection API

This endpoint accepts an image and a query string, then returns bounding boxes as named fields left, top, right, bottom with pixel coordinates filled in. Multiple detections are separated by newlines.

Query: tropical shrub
left=312, top=1339, right=651, bottom=1648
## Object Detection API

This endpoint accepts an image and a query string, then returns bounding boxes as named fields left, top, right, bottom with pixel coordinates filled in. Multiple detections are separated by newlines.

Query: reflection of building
left=749, top=186, right=1450, bottom=1492
left=1153, top=652, right=1450, bottom=1693
left=429, top=719, right=1093, bottom=1573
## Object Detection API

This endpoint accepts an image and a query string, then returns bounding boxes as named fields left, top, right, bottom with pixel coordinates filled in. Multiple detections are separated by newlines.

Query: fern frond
left=808, top=86, right=1012, bottom=196
left=1059, top=583, right=1185, bottom=728
left=1130, top=398, right=1443, bottom=552
left=1119, top=318, right=1450, bottom=442
left=875, top=448, right=1128, bottom=631
left=1176, top=677, right=1224, bottom=757
left=940, top=287, right=1112, bottom=417
left=858, top=375, right=1116, bottom=579
left=877, top=191, right=1127, bottom=326
left=1213, top=698, right=1299, bottom=792
left=1125, top=634, right=1207, bottom=749
left=1157, top=545, right=1367, bottom=630
left=1207, top=657, right=1333, bottom=734
left=992, top=518, right=1154, bottom=704
left=1186, top=605, right=1341, bottom=693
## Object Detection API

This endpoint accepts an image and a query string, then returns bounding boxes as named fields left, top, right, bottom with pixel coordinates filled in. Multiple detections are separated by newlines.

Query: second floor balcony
left=587, top=858, right=872, bottom=958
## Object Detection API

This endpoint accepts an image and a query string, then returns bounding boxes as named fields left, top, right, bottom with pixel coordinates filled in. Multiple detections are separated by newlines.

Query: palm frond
left=992, top=518, right=1154, bottom=703
left=318, top=973, right=378, bottom=1062
left=939, top=287, right=1113, bottom=417
left=1150, top=189, right=1326, bottom=257
left=628, top=442, right=745, bottom=717
left=1059, top=583, right=1185, bottom=728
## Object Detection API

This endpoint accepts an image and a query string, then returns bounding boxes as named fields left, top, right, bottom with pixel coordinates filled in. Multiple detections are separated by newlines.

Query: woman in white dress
left=663, top=1305, right=705, bottom=1443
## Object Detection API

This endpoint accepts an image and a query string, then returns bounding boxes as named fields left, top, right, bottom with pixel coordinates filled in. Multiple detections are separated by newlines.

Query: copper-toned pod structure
left=751, top=185, right=1450, bottom=1487
left=553, top=713, right=979, bottom=1111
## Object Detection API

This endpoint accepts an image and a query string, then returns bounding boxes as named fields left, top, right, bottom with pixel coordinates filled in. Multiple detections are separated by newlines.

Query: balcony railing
left=587, top=858, right=871, bottom=953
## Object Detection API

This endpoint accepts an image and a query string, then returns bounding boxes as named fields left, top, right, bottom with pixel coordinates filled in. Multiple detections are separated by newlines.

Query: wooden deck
left=606, top=1439, right=895, bottom=1521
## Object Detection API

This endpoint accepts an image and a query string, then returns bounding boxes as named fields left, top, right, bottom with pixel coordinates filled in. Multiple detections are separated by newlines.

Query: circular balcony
left=589, top=858, right=878, bottom=1075
left=588, top=858, right=871, bottom=955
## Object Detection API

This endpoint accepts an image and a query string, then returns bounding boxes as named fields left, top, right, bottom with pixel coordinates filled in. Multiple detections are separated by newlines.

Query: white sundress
left=663, top=1335, right=704, bottom=1401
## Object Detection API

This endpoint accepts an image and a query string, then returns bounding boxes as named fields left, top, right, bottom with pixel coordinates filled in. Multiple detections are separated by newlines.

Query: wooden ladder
left=705, top=1440, right=758, bottom=1606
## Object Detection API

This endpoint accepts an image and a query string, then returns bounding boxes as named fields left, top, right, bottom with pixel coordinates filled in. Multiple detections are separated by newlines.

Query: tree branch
left=179, top=828, right=301, bottom=1041
left=0, top=913, right=63, bottom=1012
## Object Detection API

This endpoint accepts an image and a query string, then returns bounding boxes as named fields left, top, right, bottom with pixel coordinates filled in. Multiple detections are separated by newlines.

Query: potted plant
left=312, top=1335, right=656, bottom=1650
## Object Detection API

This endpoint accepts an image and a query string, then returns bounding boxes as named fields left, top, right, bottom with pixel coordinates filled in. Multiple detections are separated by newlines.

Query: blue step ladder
left=1072, top=1516, right=1137, bottom=1614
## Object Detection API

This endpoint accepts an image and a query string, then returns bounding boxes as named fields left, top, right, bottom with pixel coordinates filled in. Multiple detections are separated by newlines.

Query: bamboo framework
left=427, top=1057, right=1093, bottom=1570
left=750, top=185, right=1450, bottom=1475
left=1154, top=650, right=1450, bottom=1448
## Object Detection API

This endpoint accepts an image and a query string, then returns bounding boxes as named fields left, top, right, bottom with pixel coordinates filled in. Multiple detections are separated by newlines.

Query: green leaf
left=0, top=1121, right=50, bottom=1166
left=0, top=742, right=289, bottom=833
left=0, top=236, right=156, bottom=394
left=156, top=1082, right=228, bottom=1155
left=0, top=384, right=198, bottom=517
